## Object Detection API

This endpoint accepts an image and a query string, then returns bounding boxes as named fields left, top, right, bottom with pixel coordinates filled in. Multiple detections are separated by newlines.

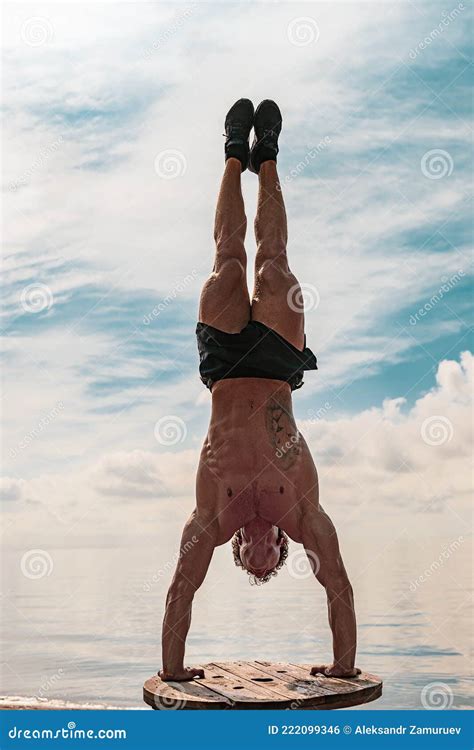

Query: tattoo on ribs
left=266, top=398, right=301, bottom=469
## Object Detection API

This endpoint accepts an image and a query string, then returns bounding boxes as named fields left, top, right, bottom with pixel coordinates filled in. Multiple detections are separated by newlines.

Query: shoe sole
left=249, top=99, right=282, bottom=173
left=225, top=98, right=255, bottom=129
left=253, top=99, right=282, bottom=138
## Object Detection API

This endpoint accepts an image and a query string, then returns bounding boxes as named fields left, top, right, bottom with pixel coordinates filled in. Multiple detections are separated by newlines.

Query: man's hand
left=301, top=506, right=358, bottom=679
left=159, top=667, right=205, bottom=682
left=161, top=511, right=218, bottom=683
left=310, top=664, right=361, bottom=678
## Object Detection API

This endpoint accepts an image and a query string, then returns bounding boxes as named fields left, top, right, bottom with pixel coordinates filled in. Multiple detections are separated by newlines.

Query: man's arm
left=300, top=504, right=359, bottom=677
left=159, top=510, right=218, bottom=681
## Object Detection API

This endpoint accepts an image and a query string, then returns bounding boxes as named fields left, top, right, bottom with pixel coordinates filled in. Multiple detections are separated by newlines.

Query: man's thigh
left=251, top=258, right=305, bottom=349
left=199, top=257, right=250, bottom=333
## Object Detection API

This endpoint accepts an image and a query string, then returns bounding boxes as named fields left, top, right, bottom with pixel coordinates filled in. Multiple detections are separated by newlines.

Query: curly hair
left=231, top=528, right=289, bottom=585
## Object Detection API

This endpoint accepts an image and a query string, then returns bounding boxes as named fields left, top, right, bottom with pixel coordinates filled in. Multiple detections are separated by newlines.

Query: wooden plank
left=211, top=661, right=302, bottom=701
left=255, top=662, right=383, bottom=710
left=213, top=661, right=379, bottom=710
left=143, top=663, right=383, bottom=710
left=205, top=663, right=291, bottom=703
left=253, top=661, right=345, bottom=697
left=257, top=661, right=361, bottom=696
left=220, top=660, right=353, bottom=703
left=291, top=663, right=383, bottom=709
left=244, top=661, right=343, bottom=707
left=143, top=675, right=231, bottom=710
left=296, top=664, right=382, bottom=691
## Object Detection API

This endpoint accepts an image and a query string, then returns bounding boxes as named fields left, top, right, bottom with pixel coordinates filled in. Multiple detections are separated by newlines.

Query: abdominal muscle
left=196, top=378, right=316, bottom=543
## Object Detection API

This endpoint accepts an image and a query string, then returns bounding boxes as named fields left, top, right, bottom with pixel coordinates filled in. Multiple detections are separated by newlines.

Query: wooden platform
left=143, top=662, right=382, bottom=710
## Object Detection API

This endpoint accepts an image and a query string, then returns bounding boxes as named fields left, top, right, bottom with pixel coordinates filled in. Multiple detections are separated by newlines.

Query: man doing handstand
left=159, top=99, right=359, bottom=683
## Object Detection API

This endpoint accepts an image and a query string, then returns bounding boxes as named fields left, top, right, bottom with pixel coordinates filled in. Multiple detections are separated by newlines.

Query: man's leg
left=251, top=160, right=305, bottom=349
left=198, top=158, right=250, bottom=333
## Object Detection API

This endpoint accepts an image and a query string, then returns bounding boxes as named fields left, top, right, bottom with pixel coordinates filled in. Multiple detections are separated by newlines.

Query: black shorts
left=196, top=321, right=317, bottom=391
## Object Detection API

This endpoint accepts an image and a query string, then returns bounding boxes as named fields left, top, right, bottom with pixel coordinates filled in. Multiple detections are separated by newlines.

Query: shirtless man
left=159, top=99, right=359, bottom=682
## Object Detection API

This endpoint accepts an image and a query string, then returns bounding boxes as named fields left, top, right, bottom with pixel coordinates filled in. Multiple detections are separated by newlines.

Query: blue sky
left=1, top=1, right=472, bottom=541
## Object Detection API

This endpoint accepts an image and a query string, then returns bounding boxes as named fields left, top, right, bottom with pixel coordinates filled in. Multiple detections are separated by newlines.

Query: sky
left=1, top=0, right=472, bottom=553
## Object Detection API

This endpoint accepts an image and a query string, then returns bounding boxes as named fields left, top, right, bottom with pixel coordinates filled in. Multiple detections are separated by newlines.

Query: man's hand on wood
left=310, top=664, right=361, bottom=678
left=159, top=667, right=205, bottom=682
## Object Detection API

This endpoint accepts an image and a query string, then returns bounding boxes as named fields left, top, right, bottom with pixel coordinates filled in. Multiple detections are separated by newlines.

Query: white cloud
left=1, top=1, right=471, bottom=508
left=299, top=352, right=472, bottom=538
left=2, top=353, right=471, bottom=544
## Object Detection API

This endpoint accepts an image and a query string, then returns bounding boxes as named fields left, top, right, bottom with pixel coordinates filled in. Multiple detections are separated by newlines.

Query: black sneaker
left=249, top=100, right=282, bottom=174
left=224, top=98, right=254, bottom=171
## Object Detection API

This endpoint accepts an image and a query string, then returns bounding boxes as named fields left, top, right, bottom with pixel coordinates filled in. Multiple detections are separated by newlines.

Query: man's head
left=231, top=522, right=289, bottom=585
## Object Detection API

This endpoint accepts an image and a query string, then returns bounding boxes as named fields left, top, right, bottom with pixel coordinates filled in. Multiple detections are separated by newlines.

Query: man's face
left=239, top=526, right=283, bottom=579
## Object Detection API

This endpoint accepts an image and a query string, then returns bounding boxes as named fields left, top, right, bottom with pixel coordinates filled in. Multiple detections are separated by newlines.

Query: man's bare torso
left=197, top=377, right=319, bottom=545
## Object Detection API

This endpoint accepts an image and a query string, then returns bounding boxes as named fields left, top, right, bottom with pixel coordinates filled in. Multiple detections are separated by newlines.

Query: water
left=1, top=534, right=472, bottom=709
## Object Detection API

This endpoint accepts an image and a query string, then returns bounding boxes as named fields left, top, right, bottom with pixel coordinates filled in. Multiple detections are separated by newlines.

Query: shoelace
left=223, top=122, right=246, bottom=141
left=259, top=127, right=278, bottom=148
